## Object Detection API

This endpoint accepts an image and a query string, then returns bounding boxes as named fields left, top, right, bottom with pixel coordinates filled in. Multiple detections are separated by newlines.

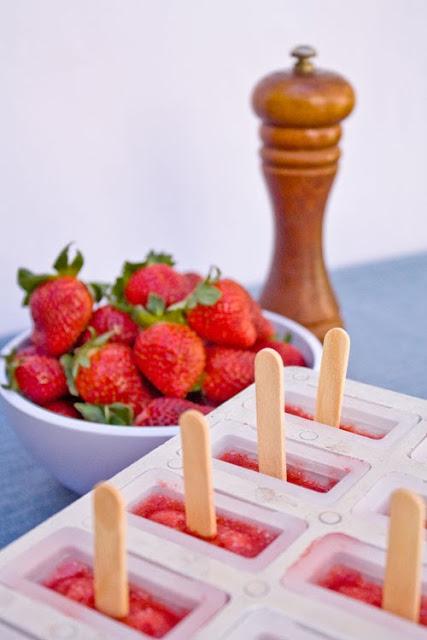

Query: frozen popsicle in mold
left=218, top=449, right=339, bottom=493
left=43, top=558, right=187, bottom=637
left=130, top=412, right=284, bottom=560
left=285, top=404, right=383, bottom=440
left=0, top=526, right=227, bottom=640
left=286, top=491, right=426, bottom=630
left=132, top=492, right=277, bottom=558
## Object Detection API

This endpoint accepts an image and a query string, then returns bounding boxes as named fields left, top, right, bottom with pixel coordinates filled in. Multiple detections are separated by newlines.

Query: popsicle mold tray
left=1, top=367, right=427, bottom=640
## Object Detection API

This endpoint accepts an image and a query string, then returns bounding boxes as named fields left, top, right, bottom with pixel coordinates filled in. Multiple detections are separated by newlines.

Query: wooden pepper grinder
left=252, top=46, right=355, bottom=341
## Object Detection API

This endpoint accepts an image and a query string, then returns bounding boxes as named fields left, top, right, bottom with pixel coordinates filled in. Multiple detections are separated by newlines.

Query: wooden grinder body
left=252, top=47, right=355, bottom=341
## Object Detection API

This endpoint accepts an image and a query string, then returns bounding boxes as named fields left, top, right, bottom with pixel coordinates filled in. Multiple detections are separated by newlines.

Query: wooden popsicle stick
left=315, top=327, right=350, bottom=427
left=179, top=410, right=217, bottom=538
left=382, top=488, right=425, bottom=622
left=255, top=348, right=286, bottom=480
left=93, top=482, right=129, bottom=618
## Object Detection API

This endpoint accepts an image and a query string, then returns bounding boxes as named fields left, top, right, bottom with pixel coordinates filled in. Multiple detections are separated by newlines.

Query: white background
left=1, top=0, right=426, bottom=334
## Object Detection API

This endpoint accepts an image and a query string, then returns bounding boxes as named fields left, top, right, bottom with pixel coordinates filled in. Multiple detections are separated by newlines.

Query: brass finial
left=291, top=45, right=317, bottom=73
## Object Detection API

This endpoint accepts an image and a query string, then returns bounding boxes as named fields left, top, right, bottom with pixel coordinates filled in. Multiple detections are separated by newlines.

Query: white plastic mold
left=0, top=367, right=426, bottom=640
left=222, top=607, right=335, bottom=639
left=353, top=472, right=427, bottom=529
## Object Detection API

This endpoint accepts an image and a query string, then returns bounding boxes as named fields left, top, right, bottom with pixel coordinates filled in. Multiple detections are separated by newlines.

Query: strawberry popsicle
left=132, top=494, right=278, bottom=558
left=219, top=450, right=338, bottom=493
left=285, top=404, right=383, bottom=440
left=318, top=564, right=427, bottom=625
left=43, top=559, right=188, bottom=638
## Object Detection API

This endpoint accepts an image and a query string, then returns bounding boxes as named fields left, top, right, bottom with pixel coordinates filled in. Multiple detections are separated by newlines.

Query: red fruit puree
left=219, top=450, right=338, bottom=493
left=43, top=559, right=187, bottom=638
left=318, top=564, right=427, bottom=625
left=132, top=494, right=277, bottom=558
left=285, top=404, right=383, bottom=440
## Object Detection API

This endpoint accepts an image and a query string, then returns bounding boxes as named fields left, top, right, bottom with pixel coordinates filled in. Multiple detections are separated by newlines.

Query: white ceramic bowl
left=0, top=311, right=321, bottom=495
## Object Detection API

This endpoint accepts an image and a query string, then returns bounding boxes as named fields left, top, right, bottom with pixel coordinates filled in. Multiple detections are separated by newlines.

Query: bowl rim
left=0, top=310, right=321, bottom=437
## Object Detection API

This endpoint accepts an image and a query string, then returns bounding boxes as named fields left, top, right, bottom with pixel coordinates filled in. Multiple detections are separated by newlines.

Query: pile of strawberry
left=5, top=246, right=306, bottom=427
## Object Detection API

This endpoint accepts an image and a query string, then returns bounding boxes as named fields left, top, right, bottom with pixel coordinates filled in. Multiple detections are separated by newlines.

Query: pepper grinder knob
left=291, top=45, right=317, bottom=73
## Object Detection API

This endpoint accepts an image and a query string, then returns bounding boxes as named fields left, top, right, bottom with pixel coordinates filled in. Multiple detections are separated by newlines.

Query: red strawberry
left=63, top=335, right=152, bottom=415
left=133, top=323, right=206, bottom=398
left=252, top=339, right=306, bottom=366
left=7, top=354, right=68, bottom=405
left=125, top=263, right=188, bottom=306
left=81, top=305, right=138, bottom=346
left=135, top=397, right=214, bottom=426
left=44, top=400, right=80, bottom=419
left=187, top=279, right=256, bottom=349
left=115, top=252, right=188, bottom=307
left=18, top=245, right=93, bottom=357
left=202, top=346, right=255, bottom=404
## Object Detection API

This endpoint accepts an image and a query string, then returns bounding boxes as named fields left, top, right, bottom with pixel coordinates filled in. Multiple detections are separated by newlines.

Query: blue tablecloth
left=1, top=252, right=426, bottom=548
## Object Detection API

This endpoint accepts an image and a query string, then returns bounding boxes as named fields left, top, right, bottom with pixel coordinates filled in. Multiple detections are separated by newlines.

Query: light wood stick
left=93, top=483, right=129, bottom=618
left=382, top=488, right=425, bottom=622
left=179, top=410, right=217, bottom=538
left=255, top=348, right=286, bottom=480
left=315, top=327, right=350, bottom=427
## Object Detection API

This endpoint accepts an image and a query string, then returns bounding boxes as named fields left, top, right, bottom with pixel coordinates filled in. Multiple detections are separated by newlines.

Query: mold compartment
left=284, top=389, right=421, bottom=444
left=353, top=473, right=427, bottom=528
left=285, top=533, right=427, bottom=639
left=0, top=528, right=227, bottom=640
left=213, top=434, right=370, bottom=505
left=222, top=608, right=335, bottom=639
left=125, top=469, right=307, bottom=572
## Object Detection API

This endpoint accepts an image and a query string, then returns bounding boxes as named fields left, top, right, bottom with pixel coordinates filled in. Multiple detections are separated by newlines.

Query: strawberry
left=81, top=305, right=138, bottom=346
left=6, top=353, right=68, bottom=405
left=62, top=333, right=152, bottom=414
left=113, top=251, right=188, bottom=308
left=187, top=279, right=256, bottom=349
left=44, top=400, right=80, bottom=419
left=202, top=346, right=255, bottom=404
left=252, top=339, right=306, bottom=366
left=135, top=397, right=213, bottom=426
left=133, top=323, right=206, bottom=398
left=18, top=245, right=94, bottom=357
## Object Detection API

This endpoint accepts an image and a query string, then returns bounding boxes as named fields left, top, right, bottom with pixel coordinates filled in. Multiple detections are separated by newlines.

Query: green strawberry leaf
left=283, top=332, right=292, bottom=344
left=17, top=269, right=54, bottom=305
left=1, top=351, right=19, bottom=391
left=193, top=282, right=221, bottom=306
left=146, top=293, right=166, bottom=316
left=75, top=402, right=134, bottom=425
left=143, top=250, right=175, bottom=267
left=87, top=281, right=110, bottom=303
left=60, top=353, right=79, bottom=396
left=53, top=243, right=84, bottom=277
